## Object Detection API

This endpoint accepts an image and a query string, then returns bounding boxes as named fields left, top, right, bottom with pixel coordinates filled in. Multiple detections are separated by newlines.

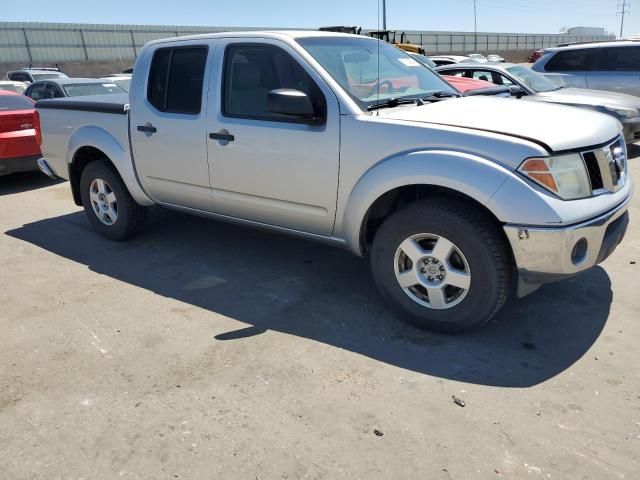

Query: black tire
left=370, top=198, right=513, bottom=334
left=79, top=159, right=148, bottom=241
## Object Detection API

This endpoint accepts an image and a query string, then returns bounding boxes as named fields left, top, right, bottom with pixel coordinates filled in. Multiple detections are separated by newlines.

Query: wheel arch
left=339, top=150, right=521, bottom=256
left=358, top=184, right=508, bottom=256
left=67, top=126, right=153, bottom=207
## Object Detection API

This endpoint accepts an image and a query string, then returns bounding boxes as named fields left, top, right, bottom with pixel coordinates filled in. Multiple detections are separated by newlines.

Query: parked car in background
left=0, top=80, right=28, bottom=94
left=99, top=76, right=132, bottom=92
left=0, top=91, right=41, bottom=176
left=408, top=53, right=510, bottom=97
left=35, top=31, right=631, bottom=333
left=407, top=53, right=438, bottom=68
left=6, top=67, right=68, bottom=84
left=444, top=75, right=510, bottom=97
left=468, top=53, right=488, bottom=62
left=487, top=54, right=505, bottom=63
left=428, top=55, right=477, bottom=66
left=24, top=78, right=126, bottom=101
left=528, top=49, right=544, bottom=63
left=436, top=63, right=640, bottom=143
left=531, top=40, right=640, bottom=97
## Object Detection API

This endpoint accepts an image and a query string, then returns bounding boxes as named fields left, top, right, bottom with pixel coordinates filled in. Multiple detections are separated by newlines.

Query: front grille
left=583, top=151, right=603, bottom=190
left=580, top=137, right=627, bottom=194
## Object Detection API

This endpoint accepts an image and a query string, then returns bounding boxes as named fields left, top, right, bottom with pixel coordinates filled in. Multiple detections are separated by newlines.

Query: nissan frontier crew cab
left=35, top=31, right=633, bottom=333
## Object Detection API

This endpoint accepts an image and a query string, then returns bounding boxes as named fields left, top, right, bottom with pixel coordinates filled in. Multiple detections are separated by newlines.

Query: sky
left=2, top=0, right=639, bottom=37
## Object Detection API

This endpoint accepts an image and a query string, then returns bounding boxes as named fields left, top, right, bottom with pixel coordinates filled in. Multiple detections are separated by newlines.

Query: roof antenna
left=376, top=0, right=381, bottom=115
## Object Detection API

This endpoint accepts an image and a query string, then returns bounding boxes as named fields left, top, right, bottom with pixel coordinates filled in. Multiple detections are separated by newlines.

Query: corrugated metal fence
left=0, top=22, right=613, bottom=63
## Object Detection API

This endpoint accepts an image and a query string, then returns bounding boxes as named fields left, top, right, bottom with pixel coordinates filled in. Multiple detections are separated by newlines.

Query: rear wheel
left=370, top=198, right=512, bottom=333
left=79, top=159, right=148, bottom=240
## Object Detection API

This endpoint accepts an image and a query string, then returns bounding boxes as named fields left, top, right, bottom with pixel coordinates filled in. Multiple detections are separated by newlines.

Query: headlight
left=604, top=105, right=639, bottom=119
left=518, top=154, right=591, bottom=199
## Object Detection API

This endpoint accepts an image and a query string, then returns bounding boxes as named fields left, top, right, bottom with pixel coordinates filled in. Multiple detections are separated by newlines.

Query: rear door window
left=545, top=49, right=596, bottom=72
left=27, top=83, right=47, bottom=100
left=471, top=70, right=494, bottom=82
left=147, top=46, right=208, bottom=114
left=597, top=46, right=640, bottom=71
left=46, top=84, right=64, bottom=98
left=9, top=72, right=30, bottom=82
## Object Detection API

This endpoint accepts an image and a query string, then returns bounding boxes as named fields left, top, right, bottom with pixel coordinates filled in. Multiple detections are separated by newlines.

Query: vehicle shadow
left=627, top=142, right=640, bottom=159
left=5, top=209, right=612, bottom=388
left=0, top=171, right=65, bottom=196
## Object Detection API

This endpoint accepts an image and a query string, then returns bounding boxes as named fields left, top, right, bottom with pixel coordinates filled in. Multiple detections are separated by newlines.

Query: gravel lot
left=1, top=146, right=638, bottom=479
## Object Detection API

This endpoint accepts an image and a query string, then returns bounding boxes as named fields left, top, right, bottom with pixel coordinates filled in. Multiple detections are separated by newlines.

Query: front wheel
left=370, top=198, right=513, bottom=333
left=79, top=159, right=148, bottom=241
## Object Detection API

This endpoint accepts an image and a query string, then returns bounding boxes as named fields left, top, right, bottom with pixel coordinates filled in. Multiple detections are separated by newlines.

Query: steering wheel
left=366, top=80, right=394, bottom=98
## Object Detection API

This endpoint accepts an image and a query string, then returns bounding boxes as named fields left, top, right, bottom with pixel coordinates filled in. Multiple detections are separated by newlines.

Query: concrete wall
left=1, top=21, right=613, bottom=65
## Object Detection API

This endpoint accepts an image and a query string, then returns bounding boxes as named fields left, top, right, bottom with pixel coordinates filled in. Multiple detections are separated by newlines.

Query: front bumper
left=622, top=117, right=640, bottom=143
left=504, top=195, right=632, bottom=297
left=0, top=154, right=40, bottom=176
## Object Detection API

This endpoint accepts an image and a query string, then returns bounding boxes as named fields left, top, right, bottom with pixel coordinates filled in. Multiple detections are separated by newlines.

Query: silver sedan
left=436, top=63, right=640, bottom=143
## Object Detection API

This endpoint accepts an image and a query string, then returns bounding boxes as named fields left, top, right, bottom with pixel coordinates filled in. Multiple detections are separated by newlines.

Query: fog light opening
left=571, top=238, right=588, bottom=266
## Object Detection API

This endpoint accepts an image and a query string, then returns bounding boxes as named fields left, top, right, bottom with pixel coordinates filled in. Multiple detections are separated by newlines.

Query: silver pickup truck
left=35, top=31, right=633, bottom=333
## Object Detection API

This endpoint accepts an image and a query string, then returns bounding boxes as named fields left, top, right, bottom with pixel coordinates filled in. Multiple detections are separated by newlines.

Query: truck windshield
left=297, top=37, right=458, bottom=110
left=505, top=65, right=563, bottom=93
left=62, top=82, right=125, bottom=97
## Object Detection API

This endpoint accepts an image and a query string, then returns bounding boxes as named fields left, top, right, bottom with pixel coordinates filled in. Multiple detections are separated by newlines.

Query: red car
left=0, top=91, right=41, bottom=176
left=442, top=75, right=510, bottom=97
left=528, top=49, right=544, bottom=63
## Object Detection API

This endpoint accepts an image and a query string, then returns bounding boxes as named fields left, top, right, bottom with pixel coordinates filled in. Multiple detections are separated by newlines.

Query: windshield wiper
left=421, top=91, right=462, bottom=101
left=366, top=98, right=421, bottom=111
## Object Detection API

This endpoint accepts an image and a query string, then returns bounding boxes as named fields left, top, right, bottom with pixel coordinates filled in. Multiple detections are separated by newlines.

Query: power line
left=617, top=0, right=631, bottom=38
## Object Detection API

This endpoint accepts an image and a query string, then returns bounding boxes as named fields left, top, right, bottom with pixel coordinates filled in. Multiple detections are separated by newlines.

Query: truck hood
left=536, top=87, right=640, bottom=110
left=378, top=96, right=621, bottom=152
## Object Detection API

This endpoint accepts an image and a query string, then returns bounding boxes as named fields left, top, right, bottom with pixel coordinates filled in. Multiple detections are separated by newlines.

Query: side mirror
left=509, top=85, right=524, bottom=98
left=267, top=89, right=318, bottom=123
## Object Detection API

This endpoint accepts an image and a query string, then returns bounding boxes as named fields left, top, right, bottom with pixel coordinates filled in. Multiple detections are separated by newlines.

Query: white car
left=428, top=55, right=482, bottom=66
left=468, top=53, right=489, bottom=62
left=99, top=76, right=132, bottom=92
left=0, top=80, right=28, bottom=94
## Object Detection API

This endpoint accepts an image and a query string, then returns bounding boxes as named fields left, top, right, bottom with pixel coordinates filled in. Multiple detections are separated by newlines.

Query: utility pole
left=382, top=0, right=387, bottom=30
left=618, top=0, right=631, bottom=38
left=474, top=0, right=478, bottom=52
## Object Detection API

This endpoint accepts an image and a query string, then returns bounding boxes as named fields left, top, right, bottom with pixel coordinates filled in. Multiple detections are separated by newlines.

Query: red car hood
left=443, top=75, right=497, bottom=93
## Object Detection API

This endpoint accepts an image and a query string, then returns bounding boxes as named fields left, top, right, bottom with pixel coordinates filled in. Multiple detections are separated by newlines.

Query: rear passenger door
left=588, top=46, right=640, bottom=97
left=542, top=48, right=597, bottom=88
left=130, top=42, right=215, bottom=211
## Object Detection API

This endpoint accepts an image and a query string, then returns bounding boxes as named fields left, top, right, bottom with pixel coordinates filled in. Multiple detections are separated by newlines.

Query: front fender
left=68, top=126, right=153, bottom=206
left=339, top=149, right=562, bottom=255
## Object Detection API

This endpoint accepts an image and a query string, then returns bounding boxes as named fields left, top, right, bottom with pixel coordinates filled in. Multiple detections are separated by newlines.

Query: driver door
left=205, top=40, right=340, bottom=236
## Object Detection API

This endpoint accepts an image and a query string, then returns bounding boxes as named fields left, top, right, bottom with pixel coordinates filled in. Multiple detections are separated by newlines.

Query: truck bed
left=36, top=94, right=131, bottom=181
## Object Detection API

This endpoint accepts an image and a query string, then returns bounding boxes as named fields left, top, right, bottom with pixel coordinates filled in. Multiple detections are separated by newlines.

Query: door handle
left=209, top=131, right=235, bottom=142
left=137, top=124, right=157, bottom=134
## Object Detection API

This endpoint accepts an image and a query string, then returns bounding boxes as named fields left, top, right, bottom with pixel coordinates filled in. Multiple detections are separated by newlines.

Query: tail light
left=33, top=110, right=42, bottom=146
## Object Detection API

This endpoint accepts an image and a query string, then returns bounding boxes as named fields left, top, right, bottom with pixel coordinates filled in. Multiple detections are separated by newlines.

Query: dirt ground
left=1, top=147, right=638, bottom=480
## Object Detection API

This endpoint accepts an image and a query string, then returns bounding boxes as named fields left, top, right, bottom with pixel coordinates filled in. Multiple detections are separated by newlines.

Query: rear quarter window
left=597, top=46, right=640, bottom=71
left=544, top=49, right=597, bottom=72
